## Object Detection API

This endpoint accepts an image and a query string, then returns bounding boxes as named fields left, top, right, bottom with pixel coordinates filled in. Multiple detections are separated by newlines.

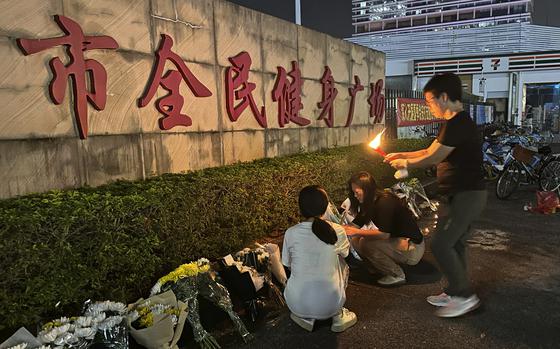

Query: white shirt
left=281, top=220, right=349, bottom=319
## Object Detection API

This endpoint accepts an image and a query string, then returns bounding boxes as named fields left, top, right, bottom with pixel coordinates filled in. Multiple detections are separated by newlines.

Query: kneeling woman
left=282, top=185, right=357, bottom=332
left=344, top=171, right=425, bottom=286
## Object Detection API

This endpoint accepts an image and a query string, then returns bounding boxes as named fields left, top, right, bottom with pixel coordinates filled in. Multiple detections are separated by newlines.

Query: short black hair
left=423, top=73, right=463, bottom=102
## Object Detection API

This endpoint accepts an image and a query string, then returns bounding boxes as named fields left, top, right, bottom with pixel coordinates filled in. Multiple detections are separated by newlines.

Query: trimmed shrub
left=0, top=138, right=430, bottom=331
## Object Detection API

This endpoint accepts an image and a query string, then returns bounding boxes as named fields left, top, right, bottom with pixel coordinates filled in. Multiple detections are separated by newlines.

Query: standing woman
left=282, top=185, right=357, bottom=333
left=386, top=72, right=487, bottom=318
left=344, top=171, right=425, bottom=286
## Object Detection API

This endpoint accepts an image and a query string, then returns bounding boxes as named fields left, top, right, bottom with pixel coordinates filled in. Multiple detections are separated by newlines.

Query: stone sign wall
left=0, top=0, right=385, bottom=199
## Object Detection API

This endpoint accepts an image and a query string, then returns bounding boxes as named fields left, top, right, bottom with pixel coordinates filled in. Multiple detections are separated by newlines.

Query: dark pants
left=431, top=190, right=487, bottom=297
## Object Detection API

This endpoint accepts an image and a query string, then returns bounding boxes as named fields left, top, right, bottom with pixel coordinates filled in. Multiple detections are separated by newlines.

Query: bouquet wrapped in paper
left=262, top=243, right=287, bottom=287
left=150, top=258, right=252, bottom=349
left=127, top=290, right=187, bottom=349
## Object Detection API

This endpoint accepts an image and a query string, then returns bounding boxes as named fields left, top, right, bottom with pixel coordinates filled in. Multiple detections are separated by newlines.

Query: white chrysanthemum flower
left=37, top=345, right=52, bottom=349
left=85, top=301, right=126, bottom=316
left=46, top=317, right=70, bottom=327
left=6, top=343, right=27, bottom=349
left=75, top=316, right=93, bottom=328
left=127, top=310, right=140, bottom=323
left=150, top=282, right=162, bottom=296
left=197, top=257, right=210, bottom=267
left=150, top=304, right=171, bottom=314
left=96, top=315, right=123, bottom=330
left=74, top=327, right=96, bottom=340
left=38, top=330, right=57, bottom=344
left=170, top=314, right=178, bottom=327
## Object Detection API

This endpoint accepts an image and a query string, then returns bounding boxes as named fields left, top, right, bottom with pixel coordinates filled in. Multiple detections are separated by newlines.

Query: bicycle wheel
left=496, top=161, right=522, bottom=199
left=483, top=154, right=501, bottom=180
left=539, top=160, right=560, bottom=193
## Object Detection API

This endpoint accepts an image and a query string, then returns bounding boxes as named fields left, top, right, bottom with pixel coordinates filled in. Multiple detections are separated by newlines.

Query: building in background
left=347, top=0, right=560, bottom=131
left=225, top=0, right=352, bottom=39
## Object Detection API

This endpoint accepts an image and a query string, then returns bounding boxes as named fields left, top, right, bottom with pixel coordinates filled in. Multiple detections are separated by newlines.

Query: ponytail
left=298, top=185, right=338, bottom=245
left=311, top=217, right=337, bottom=245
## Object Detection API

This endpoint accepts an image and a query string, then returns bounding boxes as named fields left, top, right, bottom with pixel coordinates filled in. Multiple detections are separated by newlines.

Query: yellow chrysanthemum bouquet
left=149, top=258, right=251, bottom=349
left=127, top=290, right=187, bottom=349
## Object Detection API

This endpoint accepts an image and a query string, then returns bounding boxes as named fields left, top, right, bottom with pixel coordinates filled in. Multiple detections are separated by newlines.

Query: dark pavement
left=218, top=182, right=560, bottom=349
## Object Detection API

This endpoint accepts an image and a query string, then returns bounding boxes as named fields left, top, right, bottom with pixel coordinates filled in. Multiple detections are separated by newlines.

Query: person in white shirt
left=282, top=185, right=357, bottom=332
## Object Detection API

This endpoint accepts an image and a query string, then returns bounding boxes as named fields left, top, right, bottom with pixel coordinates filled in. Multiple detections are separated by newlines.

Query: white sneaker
left=377, top=274, right=406, bottom=286
left=427, top=292, right=452, bottom=307
left=435, top=294, right=481, bottom=318
left=331, top=308, right=357, bottom=333
left=290, top=313, right=315, bottom=331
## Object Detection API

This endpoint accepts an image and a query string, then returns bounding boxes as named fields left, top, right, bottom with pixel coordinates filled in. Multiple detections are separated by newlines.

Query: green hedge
left=0, top=138, right=430, bottom=332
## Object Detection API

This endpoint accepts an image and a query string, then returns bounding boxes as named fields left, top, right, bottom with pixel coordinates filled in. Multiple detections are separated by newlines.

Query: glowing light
left=368, top=128, right=387, bottom=156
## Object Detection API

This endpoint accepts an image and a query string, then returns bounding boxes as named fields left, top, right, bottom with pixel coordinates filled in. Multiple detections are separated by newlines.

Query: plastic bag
left=531, top=191, right=560, bottom=214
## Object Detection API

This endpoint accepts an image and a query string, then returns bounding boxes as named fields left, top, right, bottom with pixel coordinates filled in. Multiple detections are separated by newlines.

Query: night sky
left=225, top=0, right=352, bottom=38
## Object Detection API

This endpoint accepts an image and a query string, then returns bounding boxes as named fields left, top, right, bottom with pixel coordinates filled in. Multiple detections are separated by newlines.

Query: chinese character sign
left=139, top=34, right=212, bottom=130
left=346, top=75, right=364, bottom=127
left=16, top=17, right=385, bottom=139
left=317, top=66, right=338, bottom=128
left=271, top=61, right=309, bottom=127
left=16, top=15, right=119, bottom=139
left=396, top=98, right=443, bottom=126
left=368, top=79, right=385, bottom=123
left=225, top=51, right=267, bottom=127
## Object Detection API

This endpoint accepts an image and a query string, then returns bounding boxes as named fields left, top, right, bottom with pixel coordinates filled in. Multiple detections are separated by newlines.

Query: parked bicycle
left=495, top=144, right=560, bottom=199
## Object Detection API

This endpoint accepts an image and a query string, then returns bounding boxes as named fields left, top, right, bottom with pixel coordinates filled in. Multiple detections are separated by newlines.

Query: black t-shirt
left=436, top=111, right=484, bottom=194
left=352, top=193, right=423, bottom=244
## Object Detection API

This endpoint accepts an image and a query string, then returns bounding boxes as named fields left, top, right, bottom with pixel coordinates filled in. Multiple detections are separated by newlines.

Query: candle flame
left=368, top=128, right=386, bottom=149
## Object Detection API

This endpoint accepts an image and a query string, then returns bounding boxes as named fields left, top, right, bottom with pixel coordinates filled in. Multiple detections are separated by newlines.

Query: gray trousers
left=431, top=190, right=487, bottom=297
left=353, top=237, right=425, bottom=278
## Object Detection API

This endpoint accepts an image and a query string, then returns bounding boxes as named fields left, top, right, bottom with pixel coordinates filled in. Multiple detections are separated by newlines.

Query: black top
left=352, top=193, right=423, bottom=244
left=436, top=111, right=484, bottom=195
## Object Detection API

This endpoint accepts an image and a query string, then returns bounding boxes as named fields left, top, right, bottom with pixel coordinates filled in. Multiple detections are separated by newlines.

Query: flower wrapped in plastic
left=324, top=201, right=362, bottom=261
left=234, top=244, right=286, bottom=306
left=127, top=290, right=187, bottom=349
left=36, top=316, right=95, bottom=349
left=150, top=258, right=252, bottom=349
left=391, top=178, right=438, bottom=219
left=0, top=327, right=48, bottom=349
left=83, top=301, right=128, bottom=349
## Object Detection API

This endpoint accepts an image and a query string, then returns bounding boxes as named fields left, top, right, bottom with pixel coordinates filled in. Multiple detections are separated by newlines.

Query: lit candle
left=368, top=128, right=387, bottom=157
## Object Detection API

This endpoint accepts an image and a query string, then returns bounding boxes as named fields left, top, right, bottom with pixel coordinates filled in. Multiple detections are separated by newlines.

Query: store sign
left=17, top=15, right=385, bottom=139
left=396, top=98, right=442, bottom=127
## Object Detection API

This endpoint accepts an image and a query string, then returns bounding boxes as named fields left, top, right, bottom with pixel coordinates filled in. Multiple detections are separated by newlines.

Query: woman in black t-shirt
left=343, top=171, right=424, bottom=287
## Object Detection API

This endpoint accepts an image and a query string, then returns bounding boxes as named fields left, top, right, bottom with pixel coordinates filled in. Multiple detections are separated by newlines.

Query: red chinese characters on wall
left=17, top=17, right=385, bottom=138
left=271, top=61, right=309, bottom=127
left=346, top=75, right=365, bottom=127
left=139, top=34, right=212, bottom=130
left=16, top=15, right=119, bottom=139
left=225, top=51, right=267, bottom=128
left=317, top=66, right=338, bottom=128
left=369, top=79, right=386, bottom=123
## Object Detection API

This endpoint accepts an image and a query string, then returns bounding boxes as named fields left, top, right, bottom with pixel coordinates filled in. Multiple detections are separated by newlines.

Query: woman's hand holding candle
left=389, top=158, right=408, bottom=170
